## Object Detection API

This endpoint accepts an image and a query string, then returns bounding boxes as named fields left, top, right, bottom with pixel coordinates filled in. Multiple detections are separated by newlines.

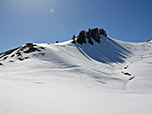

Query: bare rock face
left=72, top=28, right=107, bottom=45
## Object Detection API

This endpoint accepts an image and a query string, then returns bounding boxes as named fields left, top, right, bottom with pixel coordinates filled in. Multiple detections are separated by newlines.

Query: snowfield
left=0, top=36, right=152, bottom=114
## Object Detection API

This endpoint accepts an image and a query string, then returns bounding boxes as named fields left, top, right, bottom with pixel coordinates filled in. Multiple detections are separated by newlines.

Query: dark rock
left=18, top=58, right=24, bottom=61
left=0, top=47, right=19, bottom=59
left=9, top=60, right=14, bottom=62
left=122, top=71, right=132, bottom=76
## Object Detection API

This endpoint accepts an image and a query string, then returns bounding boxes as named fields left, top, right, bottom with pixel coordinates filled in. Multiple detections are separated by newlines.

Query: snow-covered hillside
left=0, top=35, right=152, bottom=114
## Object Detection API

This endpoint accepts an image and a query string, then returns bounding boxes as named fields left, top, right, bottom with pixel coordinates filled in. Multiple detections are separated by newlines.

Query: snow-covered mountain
left=0, top=34, right=152, bottom=114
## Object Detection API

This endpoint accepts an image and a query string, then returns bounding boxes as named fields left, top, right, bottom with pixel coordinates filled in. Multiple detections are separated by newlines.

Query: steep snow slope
left=0, top=36, right=152, bottom=114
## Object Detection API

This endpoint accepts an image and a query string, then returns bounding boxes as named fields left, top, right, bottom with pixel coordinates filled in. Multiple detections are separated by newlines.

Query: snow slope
left=0, top=36, right=152, bottom=114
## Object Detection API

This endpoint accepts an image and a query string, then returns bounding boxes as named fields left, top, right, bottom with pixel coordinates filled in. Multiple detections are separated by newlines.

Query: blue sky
left=0, top=0, right=152, bottom=52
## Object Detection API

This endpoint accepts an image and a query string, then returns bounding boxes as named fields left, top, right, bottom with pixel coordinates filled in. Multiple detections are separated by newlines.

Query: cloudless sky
left=0, top=0, right=152, bottom=52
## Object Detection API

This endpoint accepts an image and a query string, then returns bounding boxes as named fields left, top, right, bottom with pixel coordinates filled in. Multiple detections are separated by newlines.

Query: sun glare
left=50, top=8, right=54, bottom=13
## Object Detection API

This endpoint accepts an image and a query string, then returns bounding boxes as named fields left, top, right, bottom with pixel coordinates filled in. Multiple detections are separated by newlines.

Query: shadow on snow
left=76, top=36, right=132, bottom=63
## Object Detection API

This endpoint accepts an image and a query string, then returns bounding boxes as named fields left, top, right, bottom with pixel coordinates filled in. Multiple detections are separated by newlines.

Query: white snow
left=0, top=36, right=152, bottom=114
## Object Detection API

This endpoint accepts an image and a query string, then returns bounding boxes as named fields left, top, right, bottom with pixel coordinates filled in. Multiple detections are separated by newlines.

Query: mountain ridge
left=0, top=32, right=152, bottom=114
left=0, top=29, right=152, bottom=90
left=0, top=34, right=150, bottom=65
